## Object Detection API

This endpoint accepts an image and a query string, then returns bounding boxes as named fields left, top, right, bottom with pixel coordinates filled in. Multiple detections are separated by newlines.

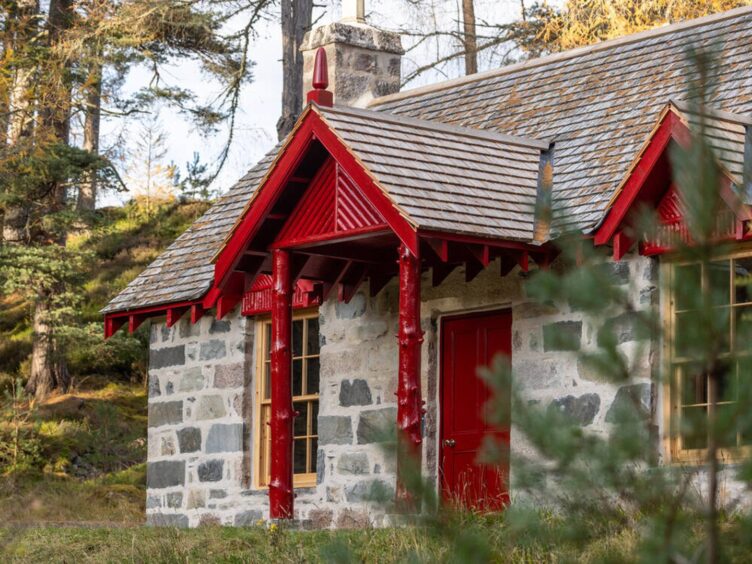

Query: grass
left=0, top=515, right=641, bottom=563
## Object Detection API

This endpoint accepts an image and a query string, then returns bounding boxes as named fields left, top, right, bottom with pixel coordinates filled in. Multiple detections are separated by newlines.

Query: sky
left=99, top=0, right=538, bottom=207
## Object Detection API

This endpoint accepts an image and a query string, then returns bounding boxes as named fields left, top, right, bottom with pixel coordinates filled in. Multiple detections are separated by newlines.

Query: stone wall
left=145, top=310, right=254, bottom=527
left=144, top=252, right=669, bottom=528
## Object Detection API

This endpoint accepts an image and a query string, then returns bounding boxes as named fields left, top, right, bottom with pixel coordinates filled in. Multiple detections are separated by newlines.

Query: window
left=254, top=312, right=320, bottom=488
left=667, top=254, right=752, bottom=460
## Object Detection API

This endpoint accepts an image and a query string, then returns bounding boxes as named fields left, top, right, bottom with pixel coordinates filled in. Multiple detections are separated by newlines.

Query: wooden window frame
left=253, top=309, right=320, bottom=489
left=662, top=245, right=752, bottom=463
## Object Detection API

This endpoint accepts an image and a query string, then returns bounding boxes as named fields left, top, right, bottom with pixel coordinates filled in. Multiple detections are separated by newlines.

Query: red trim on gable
left=208, top=107, right=418, bottom=308
left=594, top=106, right=750, bottom=259
left=594, top=110, right=684, bottom=247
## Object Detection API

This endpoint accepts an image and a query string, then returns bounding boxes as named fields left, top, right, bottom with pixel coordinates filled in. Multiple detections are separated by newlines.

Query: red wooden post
left=270, top=248, right=294, bottom=519
left=397, top=243, right=423, bottom=507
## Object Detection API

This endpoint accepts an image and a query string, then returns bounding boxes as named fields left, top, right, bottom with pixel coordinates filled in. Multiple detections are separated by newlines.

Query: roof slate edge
left=670, top=99, right=752, bottom=126
left=369, top=6, right=752, bottom=108
left=321, top=104, right=549, bottom=150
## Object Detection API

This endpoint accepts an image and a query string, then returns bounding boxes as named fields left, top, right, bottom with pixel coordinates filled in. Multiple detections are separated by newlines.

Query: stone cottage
left=102, top=5, right=752, bottom=528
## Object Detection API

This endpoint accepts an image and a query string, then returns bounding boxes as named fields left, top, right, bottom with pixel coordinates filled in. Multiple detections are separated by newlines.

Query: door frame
left=436, top=305, right=513, bottom=497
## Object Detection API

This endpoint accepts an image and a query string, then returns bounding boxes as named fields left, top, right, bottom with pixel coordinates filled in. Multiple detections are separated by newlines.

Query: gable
left=594, top=104, right=751, bottom=259
left=275, top=158, right=387, bottom=247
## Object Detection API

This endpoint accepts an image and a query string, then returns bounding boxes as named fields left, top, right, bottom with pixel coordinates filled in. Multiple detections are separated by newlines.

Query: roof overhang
left=104, top=104, right=553, bottom=337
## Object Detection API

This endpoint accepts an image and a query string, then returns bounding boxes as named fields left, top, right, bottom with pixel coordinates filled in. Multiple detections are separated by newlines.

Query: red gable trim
left=594, top=105, right=750, bottom=259
left=207, top=106, right=418, bottom=308
left=594, top=108, right=685, bottom=247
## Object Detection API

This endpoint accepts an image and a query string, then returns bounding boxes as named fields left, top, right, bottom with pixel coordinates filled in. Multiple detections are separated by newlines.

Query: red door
left=440, top=309, right=511, bottom=510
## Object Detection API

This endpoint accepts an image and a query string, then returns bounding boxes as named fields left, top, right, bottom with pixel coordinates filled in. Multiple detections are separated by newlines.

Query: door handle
left=443, top=439, right=456, bottom=447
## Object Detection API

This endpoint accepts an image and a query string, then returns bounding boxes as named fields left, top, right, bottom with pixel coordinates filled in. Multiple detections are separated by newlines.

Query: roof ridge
left=370, top=6, right=752, bottom=107
left=318, top=103, right=549, bottom=150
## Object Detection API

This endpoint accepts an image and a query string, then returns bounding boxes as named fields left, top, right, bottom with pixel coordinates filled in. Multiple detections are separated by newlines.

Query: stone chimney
left=301, top=0, right=404, bottom=108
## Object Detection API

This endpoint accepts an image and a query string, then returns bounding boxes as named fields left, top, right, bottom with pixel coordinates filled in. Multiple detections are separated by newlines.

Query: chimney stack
left=301, top=0, right=403, bottom=108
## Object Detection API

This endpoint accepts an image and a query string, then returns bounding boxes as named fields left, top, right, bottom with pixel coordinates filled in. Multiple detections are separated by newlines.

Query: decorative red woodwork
left=209, top=106, right=419, bottom=305
left=595, top=104, right=751, bottom=258
left=518, top=251, right=529, bottom=273
left=396, top=243, right=423, bottom=507
left=612, top=230, right=632, bottom=261
left=595, top=108, right=685, bottom=247
left=242, top=276, right=322, bottom=315
left=306, top=48, right=333, bottom=107
left=104, top=299, right=203, bottom=339
left=104, top=315, right=126, bottom=339
left=166, top=306, right=189, bottom=328
left=190, top=303, right=204, bottom=324
left=128, top=313, right=147, bottom=334
left=216, top=272, right=246, bottom=320
left=440, top=309, right=511, bottom=510
left=270, top=249, right=294, bottom=519
left=641, top=183, right=739, bottom=255
left=275, top=159, right=387, bottom=248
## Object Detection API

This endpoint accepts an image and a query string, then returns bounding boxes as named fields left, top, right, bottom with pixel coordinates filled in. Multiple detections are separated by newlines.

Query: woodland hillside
left=0, top=200, right=208, bottom=525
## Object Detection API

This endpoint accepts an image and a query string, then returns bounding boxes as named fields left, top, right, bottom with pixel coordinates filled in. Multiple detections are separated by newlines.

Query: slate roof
left=371, top=6, right=752, bottom=232
left=104, top=7, right=752, bottom=314
left=318, top=105, right=547, bottom=240
left=101, top=149, right=279, bottom=313
left=671, top=101, right=751, bottom=185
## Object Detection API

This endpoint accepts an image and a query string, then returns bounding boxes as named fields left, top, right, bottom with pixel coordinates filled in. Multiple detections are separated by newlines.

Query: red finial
left=307, top=47, right=333, bottom=107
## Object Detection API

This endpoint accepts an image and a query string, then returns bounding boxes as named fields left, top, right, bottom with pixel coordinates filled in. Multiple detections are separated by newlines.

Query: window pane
left=310, top=438, right=318, bottom=474
left=263, top=361, right=271, bottom=400
left=311, top=401, right=319, bottom=436
left=265, top=323, right=272, bottom=358
left=293, top=320, right=304, bottom=357
left=716, top=402, right=738, bottom=448
left=307, top=318, right=320, bottom=355
left=735, top=306, right=752, bottom=346
left=734, top=257, right=752, bottom=304
left=294, top=401, right=308, bottom=437
left=716, top=363, right=736, bottom=403
left=711, top=307, right=730, bottom=354
left=675, top=311, right=698, bottom=358
left=675, top=263, right=701, bottom=311
left=708, top=260, right=731, bottom=307
left=307, top=357, right=320, bottom=395
left=681, top=405, right=708, bottom=449
left=293, top=439, right=307, bottom=474
left=681, top=365, right=707, bottom=406
left=293, top=358, right=303, bottom=396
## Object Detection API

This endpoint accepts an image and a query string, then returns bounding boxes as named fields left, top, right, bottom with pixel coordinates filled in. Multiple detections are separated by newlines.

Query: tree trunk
left=77, top=56, right=102, bottom=212
left=462, top=0, right=478, bottom=75
left=25, top=0, right=75, bottom=400
left=25, top=291, right=70, bottom=400
left=276, top=0, right=313, bottom=140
